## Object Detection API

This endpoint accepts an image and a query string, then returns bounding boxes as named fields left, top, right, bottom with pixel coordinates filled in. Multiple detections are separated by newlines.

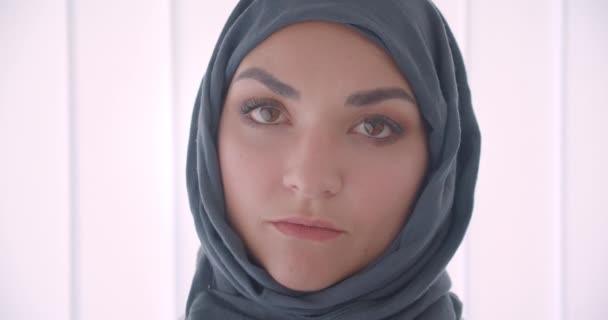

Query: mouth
left=270, top=217, right=344, bottom=242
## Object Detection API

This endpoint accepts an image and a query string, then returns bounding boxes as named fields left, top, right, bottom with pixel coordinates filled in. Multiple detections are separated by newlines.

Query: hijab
left=184, top=0, right=481, bottom=319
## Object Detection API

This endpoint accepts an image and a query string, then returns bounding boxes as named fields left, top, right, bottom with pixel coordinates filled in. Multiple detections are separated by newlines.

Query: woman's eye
left=249, top=106, right=285, bottom=124
left=353, top=117, right=403, bottom=140
left=239, top=99, right=287, bottom=125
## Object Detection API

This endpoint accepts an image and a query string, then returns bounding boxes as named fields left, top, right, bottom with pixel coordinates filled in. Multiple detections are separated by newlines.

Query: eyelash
left=238, top=98, right=405, bottom=144
left=239, top=98, right=283, bottom=125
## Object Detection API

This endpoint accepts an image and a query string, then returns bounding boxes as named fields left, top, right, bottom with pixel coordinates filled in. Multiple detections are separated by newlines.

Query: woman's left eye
left=352, top=116, right=403, bottom=140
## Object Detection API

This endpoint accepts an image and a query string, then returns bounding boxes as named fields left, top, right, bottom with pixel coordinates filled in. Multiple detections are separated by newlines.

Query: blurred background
left=1, top=0, right=607, bottom=319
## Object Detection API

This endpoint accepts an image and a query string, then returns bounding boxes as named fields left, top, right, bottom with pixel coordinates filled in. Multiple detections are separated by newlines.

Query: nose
left=282, top=131, right=343, bottom=199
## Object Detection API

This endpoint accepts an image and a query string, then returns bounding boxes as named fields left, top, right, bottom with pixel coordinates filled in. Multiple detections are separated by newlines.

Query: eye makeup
left=355, top=113, right=405, bottom=145
left=238, top=97, right=287, bottom=127
left=239, top=97, right=282, bottom=115
left=237, top=96, right=406, bottom=144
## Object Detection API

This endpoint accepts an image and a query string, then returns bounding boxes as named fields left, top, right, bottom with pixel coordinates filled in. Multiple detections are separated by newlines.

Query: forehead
left=234, top=21, right=413, bottom=93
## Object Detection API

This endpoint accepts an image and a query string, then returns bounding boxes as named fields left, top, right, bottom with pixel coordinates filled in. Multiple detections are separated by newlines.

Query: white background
left=1, top=0, right=607, bottom=319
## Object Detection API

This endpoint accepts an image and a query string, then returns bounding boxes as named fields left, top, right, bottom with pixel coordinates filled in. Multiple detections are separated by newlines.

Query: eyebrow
left=235, top=67, right=416, bottom=107
left=235, top=67, right=301, bottom=99
left=345, top=87, right=416, bottom=107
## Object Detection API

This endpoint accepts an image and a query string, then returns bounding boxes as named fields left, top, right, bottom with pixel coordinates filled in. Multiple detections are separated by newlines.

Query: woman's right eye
left=249, top=106, right=285, bottom=124
left=239, top=99, right=288, bottom=125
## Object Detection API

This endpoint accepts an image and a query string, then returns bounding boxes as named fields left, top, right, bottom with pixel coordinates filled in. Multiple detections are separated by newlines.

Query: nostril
left=282, top=170, right=342, bottom=199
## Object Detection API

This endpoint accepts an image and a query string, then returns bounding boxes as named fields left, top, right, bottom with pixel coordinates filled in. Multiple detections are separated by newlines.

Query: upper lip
left=271, top=216, right=344, bottom=232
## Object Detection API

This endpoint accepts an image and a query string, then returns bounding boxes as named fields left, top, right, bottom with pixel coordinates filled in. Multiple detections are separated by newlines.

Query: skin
left=218, top=21, right=429, bottom=292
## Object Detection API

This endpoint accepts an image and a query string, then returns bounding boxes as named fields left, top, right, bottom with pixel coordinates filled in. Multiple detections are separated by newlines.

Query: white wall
left=564, top=1, right=608, bottom=319
left=466, top=0, right=564, bottom=318
left=1, top=1, right=70, bottom=319
left=1, top=1, right=606, bottom=319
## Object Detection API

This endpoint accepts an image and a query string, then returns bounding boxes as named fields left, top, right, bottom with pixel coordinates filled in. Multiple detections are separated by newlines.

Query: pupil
left=260, top=108, right=277, bottom=122
left=364, top=121, right=384, bottom=136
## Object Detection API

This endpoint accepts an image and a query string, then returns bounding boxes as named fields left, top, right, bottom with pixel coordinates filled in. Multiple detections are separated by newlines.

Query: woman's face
left=218, top=22, right=429, bottom=291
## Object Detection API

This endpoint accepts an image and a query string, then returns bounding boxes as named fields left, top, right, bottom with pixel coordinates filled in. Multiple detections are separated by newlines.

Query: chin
left=272, top=271, right=332, bottom=292
left=265, top=261, right=337, bottom=292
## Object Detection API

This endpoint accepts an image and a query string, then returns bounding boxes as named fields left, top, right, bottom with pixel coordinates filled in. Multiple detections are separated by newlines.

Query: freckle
left=363, top=246, right=370, bottom=256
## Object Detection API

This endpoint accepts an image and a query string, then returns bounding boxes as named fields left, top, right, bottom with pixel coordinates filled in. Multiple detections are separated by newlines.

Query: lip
left=270, top=217, right=344, bottom=242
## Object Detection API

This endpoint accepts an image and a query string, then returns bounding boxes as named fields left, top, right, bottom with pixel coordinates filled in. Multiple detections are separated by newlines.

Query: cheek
left=218, top=122, right=285, bottom=215
left=346, top=150, right=426, bottom=244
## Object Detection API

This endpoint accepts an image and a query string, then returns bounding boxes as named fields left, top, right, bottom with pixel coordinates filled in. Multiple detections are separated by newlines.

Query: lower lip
left=271, top=222, right=343, bottom=241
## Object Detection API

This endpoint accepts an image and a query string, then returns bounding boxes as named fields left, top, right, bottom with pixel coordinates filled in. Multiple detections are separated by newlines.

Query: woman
left=185, top=0, right=481, bottom=319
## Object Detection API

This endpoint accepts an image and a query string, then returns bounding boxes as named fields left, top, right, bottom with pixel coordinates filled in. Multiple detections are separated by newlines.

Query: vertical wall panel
left=432, top=0, right=470, bottom=312
left=565, top=0, right=608, bottom=319
left=467, top=0, right=563, bottom=319
left=0, top=1, right=70, bottom=319
left=172, top=2, right=239, bottom=317
left=72, top=1, right=175, bottom=319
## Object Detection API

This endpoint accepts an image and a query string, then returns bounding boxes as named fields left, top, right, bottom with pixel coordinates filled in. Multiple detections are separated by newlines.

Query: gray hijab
left=184, top=0, right=481, bottom=319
